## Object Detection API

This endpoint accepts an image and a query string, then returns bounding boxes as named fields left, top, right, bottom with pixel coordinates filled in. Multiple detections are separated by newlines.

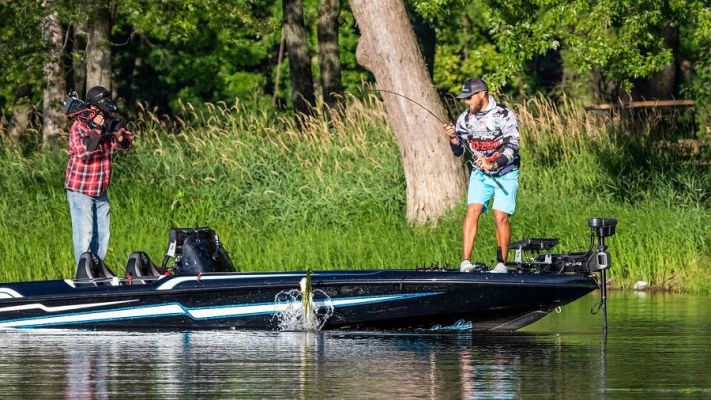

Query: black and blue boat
left=0, top=218, right=617, bottom=331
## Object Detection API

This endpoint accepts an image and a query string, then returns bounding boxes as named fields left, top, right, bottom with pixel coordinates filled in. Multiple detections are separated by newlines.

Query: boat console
left=508, top=238, right=559, bottom=265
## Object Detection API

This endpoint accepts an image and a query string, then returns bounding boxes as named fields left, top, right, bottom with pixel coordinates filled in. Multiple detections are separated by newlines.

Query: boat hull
left=0, top=270, right=597, bottom=331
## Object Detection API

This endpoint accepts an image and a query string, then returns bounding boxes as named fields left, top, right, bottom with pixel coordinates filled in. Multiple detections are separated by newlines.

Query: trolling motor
left=587, top=217, right=617, bottom=332
left=507, top=218, right=617, bottom=331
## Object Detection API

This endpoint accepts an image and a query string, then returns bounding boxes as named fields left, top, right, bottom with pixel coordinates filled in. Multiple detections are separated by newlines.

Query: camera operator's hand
left=115, top=128, right=126, bottom=143
left=84, top=133, right=104, bottom=152
left=102, top=118, right=122, bottom=136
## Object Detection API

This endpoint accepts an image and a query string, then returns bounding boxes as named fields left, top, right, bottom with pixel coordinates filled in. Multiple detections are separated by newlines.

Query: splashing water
left=272, top=288, right=334, bottom=331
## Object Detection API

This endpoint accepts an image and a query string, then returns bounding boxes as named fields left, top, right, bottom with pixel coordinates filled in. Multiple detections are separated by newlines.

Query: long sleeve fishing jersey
left=64, top=119, right=133, bottom=197
left=450, top=96, right=520, bottom=177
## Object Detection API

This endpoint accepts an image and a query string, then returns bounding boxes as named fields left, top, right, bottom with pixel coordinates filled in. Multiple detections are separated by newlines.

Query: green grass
left=1, top=94, right=709, bottom=291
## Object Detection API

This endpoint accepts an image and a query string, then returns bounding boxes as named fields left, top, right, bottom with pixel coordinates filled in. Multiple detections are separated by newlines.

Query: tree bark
left=350, top=0, right=467, bottom=224
left=72, top=20, right=88, bottom=97
left=9, top=84, right=33, bottom=147
left=85, top=0, right=112, bottom=92
left=41, top=9, right=66, bottom=144
left=283, top=0, right=316, bottom=117
left=317, top=0, right=343, bottom=110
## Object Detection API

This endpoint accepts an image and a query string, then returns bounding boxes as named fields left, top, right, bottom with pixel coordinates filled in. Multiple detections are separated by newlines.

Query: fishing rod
left=369, top=88, right=449, bottom=124
left=369, top=88, right=507, bottom=193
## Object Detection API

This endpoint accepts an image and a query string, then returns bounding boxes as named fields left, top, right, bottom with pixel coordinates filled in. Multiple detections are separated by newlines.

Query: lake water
left=1, top=291, right=709, bottom=399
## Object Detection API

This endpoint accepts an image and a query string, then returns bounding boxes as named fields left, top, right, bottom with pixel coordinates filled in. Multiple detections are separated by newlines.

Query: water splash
left=430, top=319, right=473, bottom=331
left=272, top=285, right=334, bottom=331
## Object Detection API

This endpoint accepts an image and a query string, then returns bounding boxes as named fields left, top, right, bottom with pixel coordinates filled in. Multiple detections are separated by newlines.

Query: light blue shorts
left=467, top=169, right=519, bottom=215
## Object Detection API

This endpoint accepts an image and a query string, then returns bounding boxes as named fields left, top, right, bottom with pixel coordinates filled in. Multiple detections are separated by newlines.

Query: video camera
left=63, top=90, right=87, bottom=116
left=63, top=89, right=124, bottom=134
left=103, top=116, right=122, bottom=134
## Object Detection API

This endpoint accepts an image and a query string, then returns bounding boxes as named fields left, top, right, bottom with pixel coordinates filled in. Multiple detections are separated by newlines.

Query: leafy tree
left=412, top=0, right=710, bottom=103
left=0, top=0, right=45, bottom=113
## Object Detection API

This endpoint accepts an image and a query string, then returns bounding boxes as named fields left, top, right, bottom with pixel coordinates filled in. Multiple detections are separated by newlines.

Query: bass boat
left=0, top=218, right=617, bottom=331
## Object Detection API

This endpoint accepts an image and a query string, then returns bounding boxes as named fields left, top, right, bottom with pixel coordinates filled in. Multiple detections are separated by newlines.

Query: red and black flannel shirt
left=64, top=119, right=133, bottom=197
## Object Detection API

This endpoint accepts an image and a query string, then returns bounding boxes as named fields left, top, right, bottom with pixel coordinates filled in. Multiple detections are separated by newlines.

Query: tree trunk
left=317, top=0, right=343, bottom=110
left=41, top=9, right=66, bottom=144
left=283, top=0, right=316, bottom=117
left=85, top=0, right=112, bottom=92
left=633, top=24, right=679, bottom=100
left=350, top=0, right=467, bottom=224
left=9, top=84, right=33, bottom=147
left=8, top=104, right=31, bottom=146
left=72, top=20, right=88, bottom=96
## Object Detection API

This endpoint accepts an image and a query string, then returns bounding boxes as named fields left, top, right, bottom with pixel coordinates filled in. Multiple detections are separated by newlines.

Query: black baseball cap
left=456, top=78, right=488, bottom=99
left=86, top=86, right=118, bottom=113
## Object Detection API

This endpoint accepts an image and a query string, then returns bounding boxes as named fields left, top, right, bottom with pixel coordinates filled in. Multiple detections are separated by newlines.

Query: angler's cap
left=456, top=78, right=488, bottom=99
left=86, top=86, right=118, bottom=113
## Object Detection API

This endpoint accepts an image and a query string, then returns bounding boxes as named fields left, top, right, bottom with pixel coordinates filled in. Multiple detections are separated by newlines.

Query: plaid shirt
left=64, top=119, right=133, bottom=197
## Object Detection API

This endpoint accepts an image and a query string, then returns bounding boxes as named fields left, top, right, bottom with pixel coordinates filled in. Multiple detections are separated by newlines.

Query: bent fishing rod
left=370, top=88, right=507, bottom=193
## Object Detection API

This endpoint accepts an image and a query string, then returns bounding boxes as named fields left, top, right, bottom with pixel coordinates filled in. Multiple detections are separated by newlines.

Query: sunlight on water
left=272, top=289, right=334, bottom=331
left=431, top=319, right=473, bottom=331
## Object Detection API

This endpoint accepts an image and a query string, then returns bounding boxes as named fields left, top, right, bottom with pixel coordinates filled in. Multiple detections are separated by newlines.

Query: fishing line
left=368, top=88, right=447, bottom=124
left=369, top=88, right=508, bottom=193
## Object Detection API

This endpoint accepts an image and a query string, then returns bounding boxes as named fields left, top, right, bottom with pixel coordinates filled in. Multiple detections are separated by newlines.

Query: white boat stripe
left=0, top=299, right=138, bottom=314
left=156, top=274, right=305, bottom=291
left=0, top=288, right=24, bottom=299
left=0, top=304, right=185, bottom=328
left=0, top=292, right=442, bottom=328
left=186, top=294, right=431, bottom=319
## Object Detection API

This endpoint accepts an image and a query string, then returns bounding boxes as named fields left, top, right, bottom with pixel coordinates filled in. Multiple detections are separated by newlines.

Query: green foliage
left=419, top=0, right=710, bottom=101
left=679, top=3, right=711, bottom=137
left=0, top=0, right=44, bottom=109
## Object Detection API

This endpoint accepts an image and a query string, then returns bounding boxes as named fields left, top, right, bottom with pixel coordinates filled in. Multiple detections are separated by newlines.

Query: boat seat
left=125, top=251, right=161, bottom=283
left=75, top=252, right=117, bottom=285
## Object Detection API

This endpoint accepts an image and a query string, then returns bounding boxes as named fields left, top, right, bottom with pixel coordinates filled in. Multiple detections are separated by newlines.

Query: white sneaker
left=490, top=263, right=508, bottom=273
left=460, top=260, right=475, bottom=272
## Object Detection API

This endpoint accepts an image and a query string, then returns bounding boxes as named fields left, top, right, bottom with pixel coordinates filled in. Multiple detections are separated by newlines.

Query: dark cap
left=86, top=86, right=118, bottom=113
left=456, top=78, right=488, bottom=99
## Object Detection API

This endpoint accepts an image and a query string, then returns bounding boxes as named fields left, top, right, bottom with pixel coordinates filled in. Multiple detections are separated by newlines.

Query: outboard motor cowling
left=162, top=227, right=235, bottom=275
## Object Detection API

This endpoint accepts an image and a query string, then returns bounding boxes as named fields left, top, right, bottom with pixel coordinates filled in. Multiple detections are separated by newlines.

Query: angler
left=444, top=78, right=521, bottom=273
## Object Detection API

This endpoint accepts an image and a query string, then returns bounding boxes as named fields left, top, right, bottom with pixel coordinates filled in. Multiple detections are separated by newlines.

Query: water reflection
left=2, top=292, right=711, bottom=398
left=66, top=345, right=108, bottom=400
left=0, top=329, right=596, bottom=399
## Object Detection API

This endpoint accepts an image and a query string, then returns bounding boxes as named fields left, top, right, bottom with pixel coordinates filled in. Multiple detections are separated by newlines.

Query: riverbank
left=1, top=94, right=709, bottom=291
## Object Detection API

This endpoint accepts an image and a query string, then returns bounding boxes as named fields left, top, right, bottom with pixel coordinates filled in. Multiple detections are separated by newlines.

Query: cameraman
left=65, top=86, right=133, bottom=266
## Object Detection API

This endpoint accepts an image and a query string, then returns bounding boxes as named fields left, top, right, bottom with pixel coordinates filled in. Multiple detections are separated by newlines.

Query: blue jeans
left=67, top=190, right=110, bottom=265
